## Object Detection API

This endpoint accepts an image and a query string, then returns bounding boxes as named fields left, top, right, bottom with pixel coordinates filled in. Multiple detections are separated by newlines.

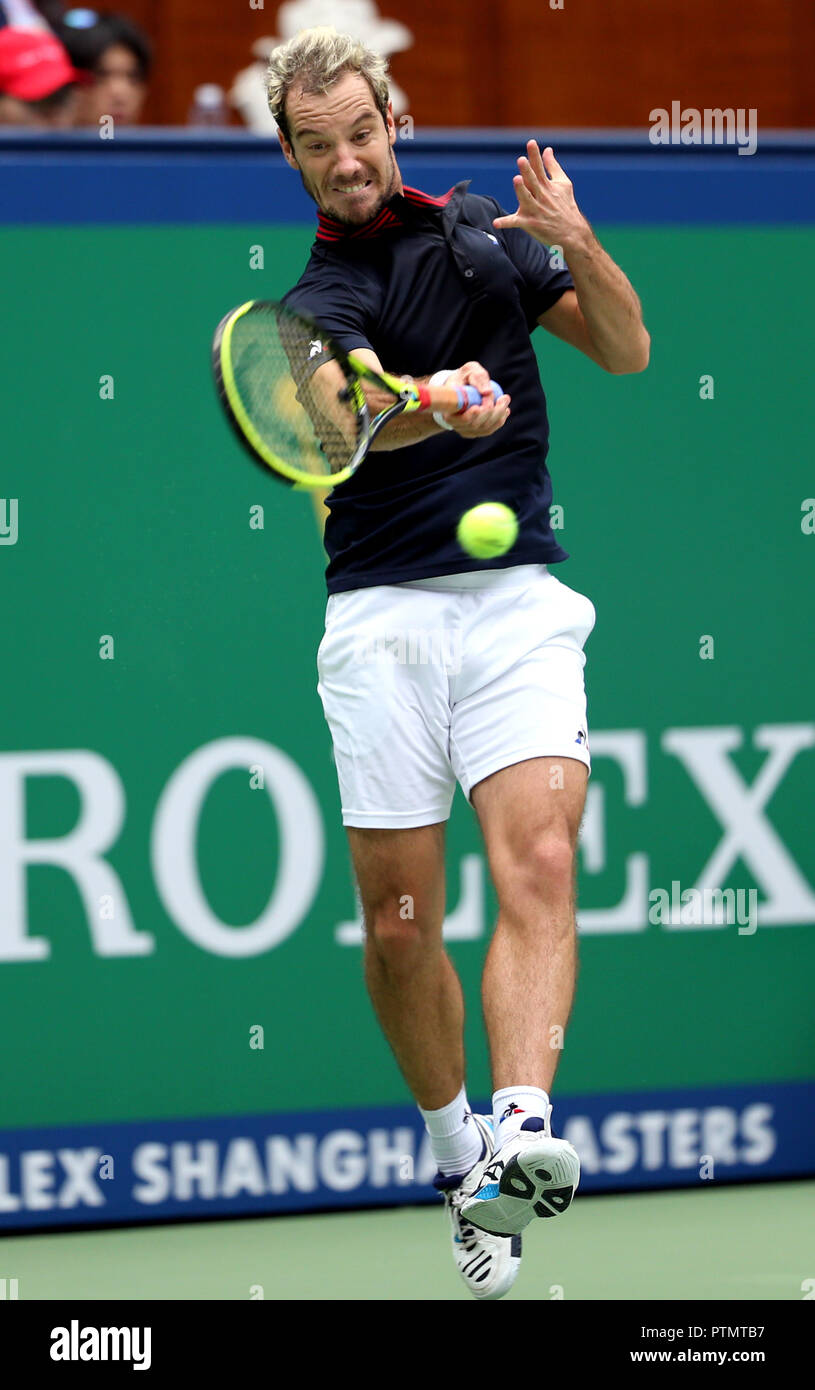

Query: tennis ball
left=456, top=502, right=519, bottom=559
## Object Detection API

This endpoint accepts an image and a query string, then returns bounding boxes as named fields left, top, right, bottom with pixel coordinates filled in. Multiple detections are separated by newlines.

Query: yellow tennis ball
left=456, top=502, right=519, bottom=559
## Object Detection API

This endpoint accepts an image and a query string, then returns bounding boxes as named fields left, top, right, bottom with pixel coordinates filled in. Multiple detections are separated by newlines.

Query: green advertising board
left=1, top=162, right=814, bottom=1226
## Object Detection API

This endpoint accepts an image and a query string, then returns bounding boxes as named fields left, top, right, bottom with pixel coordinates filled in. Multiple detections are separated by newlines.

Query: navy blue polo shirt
left=283, top=182, right=573, bottom=594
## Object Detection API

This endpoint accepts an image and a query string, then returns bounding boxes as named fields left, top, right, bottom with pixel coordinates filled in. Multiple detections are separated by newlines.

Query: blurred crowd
left=0, top=0, right=414, bottom=134
left=0, top=1, right=150, bottom=127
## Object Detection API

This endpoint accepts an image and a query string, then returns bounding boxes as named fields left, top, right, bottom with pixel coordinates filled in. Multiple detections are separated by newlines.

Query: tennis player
left=267, top=27, right=649, bottom=1300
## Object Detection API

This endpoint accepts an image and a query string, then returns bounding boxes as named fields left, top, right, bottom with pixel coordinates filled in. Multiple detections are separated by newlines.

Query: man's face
left=279, top=70, right=400, bottom=226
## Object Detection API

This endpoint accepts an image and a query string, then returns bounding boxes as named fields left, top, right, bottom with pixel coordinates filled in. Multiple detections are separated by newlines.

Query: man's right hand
left=444, top=361, right=511, bottom=437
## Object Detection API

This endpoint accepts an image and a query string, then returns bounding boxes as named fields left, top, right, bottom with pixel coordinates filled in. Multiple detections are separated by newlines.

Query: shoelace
left=458, top=1221, right=479, bottom=1252
left=448, top=1191, right=480, bottom=1252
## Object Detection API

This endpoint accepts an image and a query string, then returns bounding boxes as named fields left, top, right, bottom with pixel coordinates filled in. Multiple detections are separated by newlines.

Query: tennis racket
left=212, top=299, right=503, bottom=491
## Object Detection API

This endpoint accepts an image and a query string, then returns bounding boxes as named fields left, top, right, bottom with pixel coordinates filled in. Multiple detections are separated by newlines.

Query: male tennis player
left=267, top=27, right=649, bottom=1300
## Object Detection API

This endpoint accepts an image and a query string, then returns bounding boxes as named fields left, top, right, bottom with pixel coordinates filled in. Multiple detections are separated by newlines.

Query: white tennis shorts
left=316, top=563, right=596, bottom=828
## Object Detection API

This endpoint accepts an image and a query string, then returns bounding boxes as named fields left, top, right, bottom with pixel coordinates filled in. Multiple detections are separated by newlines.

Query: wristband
left=428, top=370, right=456, bottom=430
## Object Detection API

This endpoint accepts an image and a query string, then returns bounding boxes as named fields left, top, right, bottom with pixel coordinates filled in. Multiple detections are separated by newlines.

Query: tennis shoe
left=434, top=1114, right=522, bottom=1300
left=460, top=1115, right=580, bottom=1237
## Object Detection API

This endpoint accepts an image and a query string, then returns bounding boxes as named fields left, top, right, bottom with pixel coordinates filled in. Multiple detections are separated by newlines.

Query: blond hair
left=266, top=26, right=390, bottom=143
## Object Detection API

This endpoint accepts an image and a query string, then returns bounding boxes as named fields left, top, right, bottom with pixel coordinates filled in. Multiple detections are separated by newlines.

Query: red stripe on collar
left=402, top=185, right=454, bottom=209
left=316, top=184, right=455, bottom=241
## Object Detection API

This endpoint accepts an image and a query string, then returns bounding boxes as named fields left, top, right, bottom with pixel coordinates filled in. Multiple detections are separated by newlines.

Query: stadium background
left=0, top=0, right=813, bottom=1299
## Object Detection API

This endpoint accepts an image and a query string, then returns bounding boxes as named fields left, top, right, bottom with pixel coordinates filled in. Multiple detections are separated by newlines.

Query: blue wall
left=1, top=129, right=814, bottom=225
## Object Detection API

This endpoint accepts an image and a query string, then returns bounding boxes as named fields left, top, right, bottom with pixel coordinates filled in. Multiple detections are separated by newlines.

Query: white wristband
left=428, top=369, right=456, bottom=430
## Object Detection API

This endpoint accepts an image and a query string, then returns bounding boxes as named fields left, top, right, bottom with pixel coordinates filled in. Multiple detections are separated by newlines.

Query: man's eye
left=354, top=131, right=371, bottom=141
left=309, top=143, right=326, bottom=153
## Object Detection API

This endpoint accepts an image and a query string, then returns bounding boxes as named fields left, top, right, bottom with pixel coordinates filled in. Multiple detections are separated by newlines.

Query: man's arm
left=310, top=348, right=510, bottom=452
left=537, top=284, right=647, bottom=374
left=495, top=140, right=650, bottom=375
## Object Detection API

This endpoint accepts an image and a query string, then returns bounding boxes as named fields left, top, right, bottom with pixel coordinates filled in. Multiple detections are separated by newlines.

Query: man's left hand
left=493, top=141, right=591, bottom=253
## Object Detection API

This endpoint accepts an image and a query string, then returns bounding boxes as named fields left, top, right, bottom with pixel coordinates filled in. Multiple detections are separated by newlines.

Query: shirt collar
left=315, top=184, right=458, bottom=242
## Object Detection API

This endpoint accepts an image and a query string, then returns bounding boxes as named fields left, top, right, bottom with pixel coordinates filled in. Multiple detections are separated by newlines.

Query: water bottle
left=188, top=84, right=229, bottom=128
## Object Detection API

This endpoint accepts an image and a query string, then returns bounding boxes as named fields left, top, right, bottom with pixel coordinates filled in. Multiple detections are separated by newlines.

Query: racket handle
left=458, top=380, right=504, bottom=411
left=422, top=379, right=505, bottom=414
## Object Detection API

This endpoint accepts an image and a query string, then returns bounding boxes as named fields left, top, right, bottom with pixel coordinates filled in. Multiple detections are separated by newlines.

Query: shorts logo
left=575, top=728, right=588, bottom=746
left=308, top=339, right=324, bottom=358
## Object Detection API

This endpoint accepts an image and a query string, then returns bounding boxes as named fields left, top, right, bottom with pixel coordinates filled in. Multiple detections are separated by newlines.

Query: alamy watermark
left=0, top=498, right=18, bottom=545
left=50, top=1322, right=151, bottom=1371
left=649, top=881, right=758, bottom=934
left=352, top=627, right=462, bottom=675
left=649, top=102, right=757, bottom=156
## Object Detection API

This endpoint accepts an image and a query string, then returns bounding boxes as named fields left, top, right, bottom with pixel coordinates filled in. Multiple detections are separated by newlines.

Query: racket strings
left=228, top=308, right=361, bottom=478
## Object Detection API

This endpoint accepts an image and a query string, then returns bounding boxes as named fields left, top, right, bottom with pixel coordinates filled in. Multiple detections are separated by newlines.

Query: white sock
left=493, top=1085, right=551, bottom=1148
left=419, top=1086, right=484, bottom=1178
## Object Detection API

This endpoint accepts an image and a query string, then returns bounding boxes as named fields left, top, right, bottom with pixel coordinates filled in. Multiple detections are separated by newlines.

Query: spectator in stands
left=53, top=8, right=150, bottom=125
left=0, top=25, right=80, bottom=125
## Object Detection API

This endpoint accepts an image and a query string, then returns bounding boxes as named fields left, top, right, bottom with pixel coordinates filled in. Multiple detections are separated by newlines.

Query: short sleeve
left=283, top=271, right=375, bottom=360
left=486, top=198, right=575, bottom=326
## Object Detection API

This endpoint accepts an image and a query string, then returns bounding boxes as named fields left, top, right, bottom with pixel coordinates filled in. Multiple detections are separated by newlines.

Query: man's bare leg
left=347, top=822, right=464, bottom=1110
left=348, top=822, right=522, bottom=1295
left=454, top=757, right=587, bottom=1237
left=471, top=756, right=588, bottom=1094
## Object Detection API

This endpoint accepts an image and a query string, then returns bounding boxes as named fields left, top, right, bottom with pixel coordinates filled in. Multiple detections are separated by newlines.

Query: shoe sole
left=463, top=1138, right=580, bottom=1237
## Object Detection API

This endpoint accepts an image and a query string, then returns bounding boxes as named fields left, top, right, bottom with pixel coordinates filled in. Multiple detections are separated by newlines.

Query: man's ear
left=277, top=126, right=298, bottom=169
left=385, top=101, right=396, bottom=148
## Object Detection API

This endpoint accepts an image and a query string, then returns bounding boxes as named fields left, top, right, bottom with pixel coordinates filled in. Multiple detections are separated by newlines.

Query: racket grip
left=457, top=380, right=504, bottom=411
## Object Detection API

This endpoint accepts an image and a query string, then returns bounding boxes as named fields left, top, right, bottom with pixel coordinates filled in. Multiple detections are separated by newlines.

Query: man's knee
left=364, top=909, right=440, bottom=975
left=497, top=831, right=577, bottom=909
